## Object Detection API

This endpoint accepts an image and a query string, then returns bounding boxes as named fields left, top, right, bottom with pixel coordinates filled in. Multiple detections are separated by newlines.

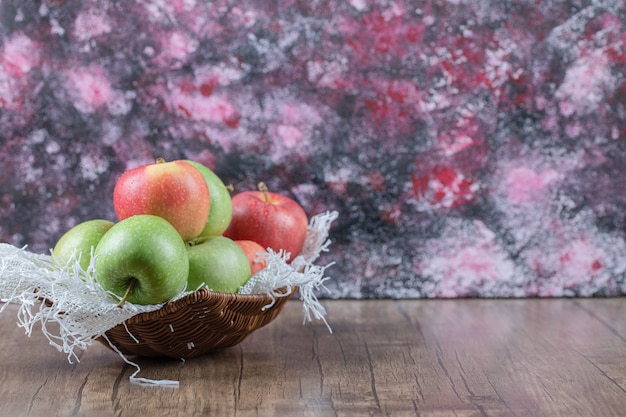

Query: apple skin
left=113, top=158, right=210, bottom=242
left=53, top=219, right=115, bottom=271
left=187, top=236, right=251, bottom=293
left=184, top=160, right=232, bottom=237
left=235, top=240, right=268, bottom=276
left=223, top=185, right=308, bottom=261
left=94, top=214, right=189, bottom=306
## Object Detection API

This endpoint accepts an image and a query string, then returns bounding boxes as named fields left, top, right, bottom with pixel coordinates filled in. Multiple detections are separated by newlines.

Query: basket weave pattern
left=100, top=286, right=294, bottom=359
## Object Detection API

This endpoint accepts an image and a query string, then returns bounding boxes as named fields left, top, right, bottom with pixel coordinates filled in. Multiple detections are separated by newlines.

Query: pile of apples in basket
left=52, top=157, right=309, bottom=308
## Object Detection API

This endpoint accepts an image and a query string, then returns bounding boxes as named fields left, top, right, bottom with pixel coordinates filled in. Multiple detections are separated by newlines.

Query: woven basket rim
left=123, top=286, right=294, bottom=325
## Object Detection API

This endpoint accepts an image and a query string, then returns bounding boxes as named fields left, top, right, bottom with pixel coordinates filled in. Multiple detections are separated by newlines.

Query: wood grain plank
left=400, top=299, right=626, bottom=416
left=2, top=299, right=626, bottom=417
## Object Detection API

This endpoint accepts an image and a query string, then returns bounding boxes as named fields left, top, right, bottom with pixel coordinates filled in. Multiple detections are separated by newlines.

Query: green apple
left=53, top=219, right=115, bottom=271
left=187, top=236, right=251, bottom=293
left=94, top=214, right=189, bottom=307
left=184, top=160, right=232, bottom=236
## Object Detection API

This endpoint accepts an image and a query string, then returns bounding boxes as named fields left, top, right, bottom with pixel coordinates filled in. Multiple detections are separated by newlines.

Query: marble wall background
left=1, top=0, right=626, bottom=298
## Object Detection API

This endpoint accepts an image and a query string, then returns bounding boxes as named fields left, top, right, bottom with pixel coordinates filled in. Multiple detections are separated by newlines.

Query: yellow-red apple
left=113, top=158, right=210, bottom=242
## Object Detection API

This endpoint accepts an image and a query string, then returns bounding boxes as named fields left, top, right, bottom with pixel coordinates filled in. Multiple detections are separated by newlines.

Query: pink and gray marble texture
left=1, top=1, right=626, bottom=298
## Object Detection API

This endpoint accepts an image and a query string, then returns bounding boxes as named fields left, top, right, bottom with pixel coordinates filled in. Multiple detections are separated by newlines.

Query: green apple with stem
left=52, top=219, right=115, bottom=271
left=187, top=235, right=251, bottom=293
left=94, top=214, right=189, bottom=307
left=184, top=160, right=233, bottom=237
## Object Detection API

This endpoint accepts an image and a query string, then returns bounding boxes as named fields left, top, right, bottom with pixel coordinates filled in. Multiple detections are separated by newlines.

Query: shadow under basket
left=98, top=286, right=296, bottom=359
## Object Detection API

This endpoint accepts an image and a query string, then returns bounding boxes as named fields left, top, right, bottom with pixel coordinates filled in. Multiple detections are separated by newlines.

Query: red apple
left=113, top=158, right=210, bottom=242
left=235, top=239, right=268, bottom=275
left=224, top=182, right=308, bottom=262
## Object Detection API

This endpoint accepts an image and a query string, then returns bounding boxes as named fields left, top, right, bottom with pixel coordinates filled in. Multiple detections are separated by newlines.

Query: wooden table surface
left=1, top=297, right=626, bottom=417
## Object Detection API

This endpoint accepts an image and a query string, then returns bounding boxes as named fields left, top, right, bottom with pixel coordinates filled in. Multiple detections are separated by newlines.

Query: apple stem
left=117, top=278, right=137, bottom=308
left=188, top=236, right=208, bottom=247
left=258, top=182, right=270, bottom=202
left=155, top=157, right=166, bottom=164
left=226, top=184, right=234, bottom=193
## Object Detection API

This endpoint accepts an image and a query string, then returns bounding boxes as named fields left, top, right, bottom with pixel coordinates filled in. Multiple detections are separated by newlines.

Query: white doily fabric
left=0, top=211, right=338, bottom=365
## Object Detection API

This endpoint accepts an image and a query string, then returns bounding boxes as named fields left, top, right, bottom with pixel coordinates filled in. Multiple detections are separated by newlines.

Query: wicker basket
left=99, top=286, right=295, bottom=359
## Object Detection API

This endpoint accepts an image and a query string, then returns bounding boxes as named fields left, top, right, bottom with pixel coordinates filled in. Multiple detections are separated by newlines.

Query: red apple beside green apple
left=184, top=160, right=233, bottom=237
left=224, top=182, right=308, bottom=262
left=113, top=158, right=210, bottom=242
left=94, top=214, right=189, bottom=306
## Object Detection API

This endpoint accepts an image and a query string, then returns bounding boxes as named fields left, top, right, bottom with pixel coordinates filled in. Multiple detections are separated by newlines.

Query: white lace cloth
left=0, top=211, right=338, bottom=370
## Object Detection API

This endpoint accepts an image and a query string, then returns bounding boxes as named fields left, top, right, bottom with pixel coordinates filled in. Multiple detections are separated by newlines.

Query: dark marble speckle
left=1, top=0, right=626, bottom=298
